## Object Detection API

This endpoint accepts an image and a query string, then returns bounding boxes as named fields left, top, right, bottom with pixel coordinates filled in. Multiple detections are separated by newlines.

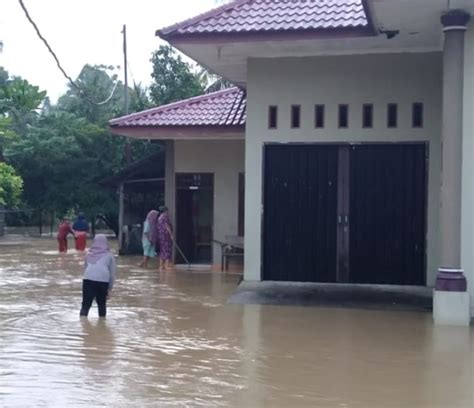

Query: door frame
left=175, top=172, right=214, bottom=265
left=260, top=141, right=429, bottom=284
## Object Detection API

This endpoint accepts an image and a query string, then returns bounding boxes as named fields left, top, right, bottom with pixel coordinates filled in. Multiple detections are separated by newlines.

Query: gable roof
left=109, top=87, right=246, bottom=128
left=158, top=0, right=370, bottom=39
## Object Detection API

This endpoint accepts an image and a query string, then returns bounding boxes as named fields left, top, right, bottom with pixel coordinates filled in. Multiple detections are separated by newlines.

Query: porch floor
left=228, top=281, right=433, bottom=312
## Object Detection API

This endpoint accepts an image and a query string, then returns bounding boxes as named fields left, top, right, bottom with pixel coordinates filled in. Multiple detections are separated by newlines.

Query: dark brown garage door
left=262, top=143, right=427, bottom=285
left=263, top=145, right=339, bottom=282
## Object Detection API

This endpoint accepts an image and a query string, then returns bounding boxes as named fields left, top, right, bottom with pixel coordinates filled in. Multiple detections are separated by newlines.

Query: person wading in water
left=57, top=217, right=74, bottom=253
left=72, top=212, right=89, bottom=251
left=157, top=206, right=174, bottom=271
left=80, top=234, right=116, bottom=318
left=138, top=210, right=159, bottom=268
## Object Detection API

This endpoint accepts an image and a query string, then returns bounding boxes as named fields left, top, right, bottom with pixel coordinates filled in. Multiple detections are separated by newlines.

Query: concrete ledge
left=228, top=281, right=432, bottom=311
left=433, top=290, right=471, bottom=326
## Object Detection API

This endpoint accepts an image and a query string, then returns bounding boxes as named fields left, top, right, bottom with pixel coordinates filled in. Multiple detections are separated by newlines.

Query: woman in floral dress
left=157, top=206, right=174, bottom=270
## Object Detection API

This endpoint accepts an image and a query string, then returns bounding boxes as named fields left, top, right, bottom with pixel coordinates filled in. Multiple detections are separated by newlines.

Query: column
left=164, top=140, right=176, bottom=261
left=118, top=182, right=124, bottom=254
left=434, top=9, right=471, bottom=326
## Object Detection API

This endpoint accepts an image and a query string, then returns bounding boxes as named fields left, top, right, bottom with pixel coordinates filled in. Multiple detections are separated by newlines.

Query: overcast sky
left=0, top=0, right=218, bottom=101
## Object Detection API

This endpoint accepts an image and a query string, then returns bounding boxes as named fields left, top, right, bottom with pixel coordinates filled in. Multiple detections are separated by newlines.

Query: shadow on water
left=0, top=237, right=473, bottom=407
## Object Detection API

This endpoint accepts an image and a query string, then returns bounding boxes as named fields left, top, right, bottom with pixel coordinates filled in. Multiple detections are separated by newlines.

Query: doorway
left=262, top=143, right=427, bottom=285
left=175, top=173, right=214, bottom=264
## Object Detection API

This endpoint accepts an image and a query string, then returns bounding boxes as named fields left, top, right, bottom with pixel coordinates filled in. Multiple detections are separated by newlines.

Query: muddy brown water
left=0, top=238, right=473, bottom=407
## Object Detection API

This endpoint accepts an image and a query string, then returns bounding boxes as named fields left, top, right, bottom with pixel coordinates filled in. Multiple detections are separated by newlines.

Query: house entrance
left=176, top=173, right=214, bottom=264
left=262, top=143, right=427, bottom=285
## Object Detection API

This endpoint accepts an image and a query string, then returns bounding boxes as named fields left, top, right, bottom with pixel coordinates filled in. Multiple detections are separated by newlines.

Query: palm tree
left=198, top=68, right=234, bottom=94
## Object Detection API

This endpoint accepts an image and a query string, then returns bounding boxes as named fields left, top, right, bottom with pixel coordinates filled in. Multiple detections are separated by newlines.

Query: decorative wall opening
left=387, top=103, right=398, bottom=128
left=268, top=105, right=278, bottom=129
left=315, top=104, right=325, bottom=128
left=412, top=103, right=424, bottom=128
left=338, top=104, right=349, bottom=128
left=362, top=104, right=373, bottom=128
left=291, top=105, right=301, bottom=128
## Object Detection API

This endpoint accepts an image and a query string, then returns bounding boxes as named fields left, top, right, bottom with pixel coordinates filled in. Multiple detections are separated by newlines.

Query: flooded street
left=0, top=238, right=473, bottom=407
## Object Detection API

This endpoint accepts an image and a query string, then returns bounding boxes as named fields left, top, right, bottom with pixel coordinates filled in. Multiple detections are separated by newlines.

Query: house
left=110, top=0, right=474, bottom=326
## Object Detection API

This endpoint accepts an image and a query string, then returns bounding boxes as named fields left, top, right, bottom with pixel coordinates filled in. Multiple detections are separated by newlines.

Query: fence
left=0, top=209, right=57, bottom=238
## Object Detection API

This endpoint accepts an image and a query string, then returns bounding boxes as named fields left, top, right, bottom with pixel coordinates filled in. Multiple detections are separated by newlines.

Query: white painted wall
left=245, top=53, right=442, bottom=284
left=173, top=139, right=245, bottom=265
left=462, top=23, right=474, bottom=319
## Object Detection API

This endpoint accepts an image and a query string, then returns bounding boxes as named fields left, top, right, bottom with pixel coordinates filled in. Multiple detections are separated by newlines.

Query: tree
left=6, top=65, right=158, bottom=233
left=0, top=70, right=46, bottom=160
left=56, top=64, right=124, bottom=126
left=198, top=68, right=233, bottom=93
left=150, top=45, right=204, bottom=106
left=7, top=111, right=119, bottom=221
left=130, top=82, right=153, bottom=112
left=0, top=77, right=46, bottom=134
left=0, top=162, right=23, bottom=208
left=3, top=63, right=162, bottom=234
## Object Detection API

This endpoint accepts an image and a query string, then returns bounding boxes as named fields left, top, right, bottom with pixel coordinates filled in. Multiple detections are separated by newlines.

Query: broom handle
left=173, top=239, right=191, bottom=268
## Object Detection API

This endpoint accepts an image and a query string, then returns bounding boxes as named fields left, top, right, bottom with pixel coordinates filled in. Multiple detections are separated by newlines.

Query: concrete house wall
left=166, top=139, right=245, bottom=266
left=245, top=52, right=443, bottom=287
left=462, top=25, right=474, bottom=317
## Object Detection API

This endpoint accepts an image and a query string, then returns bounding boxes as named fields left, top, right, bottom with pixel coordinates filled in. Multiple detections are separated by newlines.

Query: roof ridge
left=157, top=0, right=251, bottom=37
left=109, top=87, right=241, bottom=126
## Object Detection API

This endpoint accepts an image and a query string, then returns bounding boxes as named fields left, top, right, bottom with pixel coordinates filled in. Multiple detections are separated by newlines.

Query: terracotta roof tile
left=109, top=88, right=246, bottom=128
left=159, top=0, right=368, bottom=38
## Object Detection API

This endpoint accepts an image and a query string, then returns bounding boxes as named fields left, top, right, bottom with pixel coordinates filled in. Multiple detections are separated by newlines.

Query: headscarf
left=146, top=210, right=159, bottom=244
left=86, top=234, right=110, bottom=264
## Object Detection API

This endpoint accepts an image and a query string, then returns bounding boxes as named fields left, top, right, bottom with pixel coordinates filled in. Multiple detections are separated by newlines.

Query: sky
left=0, top=0, right=219, bottom=102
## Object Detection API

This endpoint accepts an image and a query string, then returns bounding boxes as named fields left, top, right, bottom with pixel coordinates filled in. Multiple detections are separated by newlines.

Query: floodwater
left=0, top=238, right=473, bottom=408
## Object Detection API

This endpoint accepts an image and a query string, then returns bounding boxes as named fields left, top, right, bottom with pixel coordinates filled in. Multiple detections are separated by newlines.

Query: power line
left=18, top=0, right=118, bottom=106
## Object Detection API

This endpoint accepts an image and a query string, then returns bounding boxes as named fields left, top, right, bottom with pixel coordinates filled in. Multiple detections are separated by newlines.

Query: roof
left=109, top=87, right=246, bottom=128
left=158, top=0, right=370, bottom=39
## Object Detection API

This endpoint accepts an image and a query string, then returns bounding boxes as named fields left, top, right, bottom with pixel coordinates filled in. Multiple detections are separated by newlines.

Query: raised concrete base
left=229, top=281, right=432, bottom=311
left=433, top=290, right=471, bottom=326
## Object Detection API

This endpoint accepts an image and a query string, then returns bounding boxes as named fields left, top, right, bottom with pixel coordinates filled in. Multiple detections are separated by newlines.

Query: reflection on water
left=0, top=238, right=473, bottom=407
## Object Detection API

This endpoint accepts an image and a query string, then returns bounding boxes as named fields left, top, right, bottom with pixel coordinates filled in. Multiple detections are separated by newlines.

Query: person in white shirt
left=79, top=234, right=116, bottom=317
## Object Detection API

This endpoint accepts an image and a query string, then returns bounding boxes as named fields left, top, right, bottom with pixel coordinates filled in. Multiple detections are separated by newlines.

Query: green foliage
left=0, top=162, right=23, bottom=207
left=198, top=67, right=233, bottom=93
left=150, top=45, right=204, bottom=105
left=0, top=70, right=46, bottom=160
left=4, top=64, right=158, bottom=233
left=130, top=82, right=153, bottom=112
left=57, top=64, right=124, bottom=126
left=7, top=112, right=118, bottom=215
left=0, top=76, right=46, bottom=135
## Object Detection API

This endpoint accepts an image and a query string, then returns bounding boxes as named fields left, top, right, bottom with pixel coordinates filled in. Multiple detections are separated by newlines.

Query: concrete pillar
left=118, top=182, right=125, bottom=254
left=164, top=140, right=175, bottom=222
left=462, top=21, right=474, bottom=323
left=164, top=140, right=176, bottom=261
left=434, top=9, right=471, bottom=326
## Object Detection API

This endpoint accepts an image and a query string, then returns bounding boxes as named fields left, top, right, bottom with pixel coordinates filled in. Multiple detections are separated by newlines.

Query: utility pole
left=122, top=24, right=131, bottom=163
left=120, top=24, right=131, bottom=253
